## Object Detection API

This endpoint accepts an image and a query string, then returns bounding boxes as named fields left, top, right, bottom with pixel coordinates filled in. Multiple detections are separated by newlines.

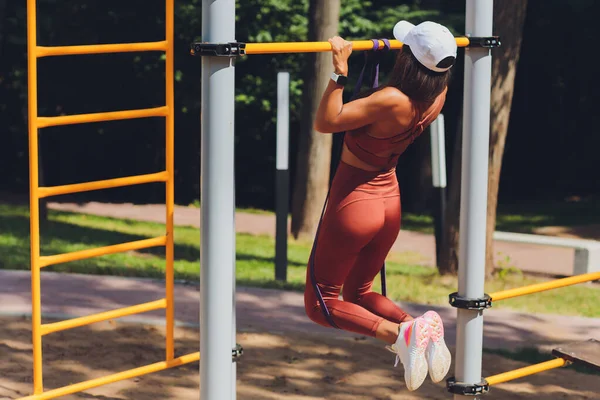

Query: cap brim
left=393, top=21, right=415, bottom=42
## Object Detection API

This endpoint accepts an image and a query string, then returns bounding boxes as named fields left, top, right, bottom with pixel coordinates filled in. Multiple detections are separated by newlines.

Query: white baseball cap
left=393, top=20, right=457, bottom=73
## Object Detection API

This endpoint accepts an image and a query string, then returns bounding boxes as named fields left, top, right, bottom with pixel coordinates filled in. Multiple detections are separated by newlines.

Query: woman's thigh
left=311, top=191, right=387, bottom=291
left=343, top=194, right=401, bottom=297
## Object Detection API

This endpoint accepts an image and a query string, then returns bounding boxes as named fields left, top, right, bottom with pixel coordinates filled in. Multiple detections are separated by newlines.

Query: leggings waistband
left=332, top=161, right=398, bottom=194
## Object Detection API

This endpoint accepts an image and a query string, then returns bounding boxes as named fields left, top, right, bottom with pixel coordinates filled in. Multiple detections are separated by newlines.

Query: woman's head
left=388, top=21, right=457, bottom=104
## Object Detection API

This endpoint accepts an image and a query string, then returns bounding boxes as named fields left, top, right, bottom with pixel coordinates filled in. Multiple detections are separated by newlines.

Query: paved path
left=2, top=269, right=599, bottom=353
left=48, top=201, right=576, bottom=276
left=2, top=201, right=599, bottom=355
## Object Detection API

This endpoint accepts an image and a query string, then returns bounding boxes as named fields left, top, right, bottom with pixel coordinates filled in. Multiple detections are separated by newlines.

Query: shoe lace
left=385, top=345, right=401, bottom=367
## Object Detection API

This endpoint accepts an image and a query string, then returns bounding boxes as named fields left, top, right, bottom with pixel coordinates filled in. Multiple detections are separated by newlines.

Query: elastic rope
left=309, top=39, right=391, bottom=329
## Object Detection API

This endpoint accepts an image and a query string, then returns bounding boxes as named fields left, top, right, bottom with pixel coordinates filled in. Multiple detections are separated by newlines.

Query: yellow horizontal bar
left=244, top=37, right=470, bottom=54
left=40, top=299, right=167, bottom=336
left=18, top=351, right=200, bottom=399
left=37, top=171, right=168, bottom=198
left=36, top=41, right=168, bottom=58
left=490, top=271, right=600, bottom=302
left=37, top=106, right=168, bottom=128
left=38, top=235, right=167, bottom=268
left=486, top=358, right=567, bottom=385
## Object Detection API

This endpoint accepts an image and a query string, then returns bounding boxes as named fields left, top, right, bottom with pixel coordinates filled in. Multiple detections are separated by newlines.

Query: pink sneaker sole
left=388, top=317, right=430, bottom=391
left=423, top=311, right=452, bottom=383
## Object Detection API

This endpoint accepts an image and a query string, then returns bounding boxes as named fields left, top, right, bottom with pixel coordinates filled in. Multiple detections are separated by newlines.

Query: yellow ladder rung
left=35, top=41, right=168, bottom=58
left=19, top=351, right=199, bottom=400
left=40, top=299, right=168, bottom=336
left=38, top=236, right=167, bottom=268
left=37, top=106, right=168, bottom=128
left=37, top=171, right=168, bottom=198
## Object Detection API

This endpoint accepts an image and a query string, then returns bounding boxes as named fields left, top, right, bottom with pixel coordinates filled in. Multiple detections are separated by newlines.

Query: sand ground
left=1, top=316, right=599, bottom=400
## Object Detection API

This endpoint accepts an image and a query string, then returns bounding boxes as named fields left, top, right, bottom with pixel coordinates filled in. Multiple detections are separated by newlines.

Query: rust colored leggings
left=304, top=161, right=410, bottom=337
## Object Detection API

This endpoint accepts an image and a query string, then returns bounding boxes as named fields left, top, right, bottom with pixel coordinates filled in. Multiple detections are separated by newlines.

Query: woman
left=304, top=21, right=456, bottom=391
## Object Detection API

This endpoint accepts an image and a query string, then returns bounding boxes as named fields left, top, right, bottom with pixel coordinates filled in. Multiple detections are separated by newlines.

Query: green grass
left=1, top=203, right=599, bottom=318
left=495, top=197, right=600, bottom=234
left=229, top=196, right=600, bottom=237
left=376, top=197, right=600, bottom=235
left=188, top=199, right=278, bottom=216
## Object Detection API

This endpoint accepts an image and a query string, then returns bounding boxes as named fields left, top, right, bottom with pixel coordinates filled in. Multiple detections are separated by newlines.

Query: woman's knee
left=342, top=290, right=361, bottom=304
left=304, top=287, right=320, bottom=322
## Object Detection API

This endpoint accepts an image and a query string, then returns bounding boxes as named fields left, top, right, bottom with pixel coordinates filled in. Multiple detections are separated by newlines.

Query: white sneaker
left=423, top=310, right=452, bottom=383
left=386, top=317, right=430, bottom=391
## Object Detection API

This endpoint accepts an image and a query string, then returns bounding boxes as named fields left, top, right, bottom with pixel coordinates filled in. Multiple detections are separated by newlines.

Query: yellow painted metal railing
left=243, top=37, right=471, bottom=54
left=481, top=271, right=600, bottom=387
left=24, top=0, right=199, bottom=398
left=489, top=271, right=600, bottom=302
left=485, top=358, right=569, bottom=386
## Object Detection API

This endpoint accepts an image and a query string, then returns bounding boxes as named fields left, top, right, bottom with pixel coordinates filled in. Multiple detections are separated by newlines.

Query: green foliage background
left=1, top=0, right=599, bottom=210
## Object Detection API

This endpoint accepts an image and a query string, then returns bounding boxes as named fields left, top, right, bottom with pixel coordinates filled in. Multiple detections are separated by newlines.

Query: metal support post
left=430, top=114, right=447, bottom=266
left=275, top=71, right=290, bottom=281
left=200, top=0, right=236, bottom=399
left=453, top=0, right=494, bottom=399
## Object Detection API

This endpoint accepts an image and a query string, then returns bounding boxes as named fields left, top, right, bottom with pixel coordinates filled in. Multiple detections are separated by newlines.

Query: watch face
left=338, top=75, right=348, bottom=85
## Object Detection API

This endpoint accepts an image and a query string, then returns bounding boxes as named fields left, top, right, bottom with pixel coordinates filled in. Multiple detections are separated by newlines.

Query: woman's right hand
left=329, top=36, right=352, bottom=76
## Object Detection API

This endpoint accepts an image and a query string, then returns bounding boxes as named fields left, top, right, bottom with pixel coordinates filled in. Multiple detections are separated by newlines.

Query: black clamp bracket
left=232, top=343, right=244, bottom=361
left=465, top=36, right=501, bottom=48
left=449, top=292, right=492, bottom=310
left=190, top=42, right=247, bottom=57
left=447, top=377, right=490, bottom=396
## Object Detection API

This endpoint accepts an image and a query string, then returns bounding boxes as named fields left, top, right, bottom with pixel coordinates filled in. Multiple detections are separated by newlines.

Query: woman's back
left=342, top=86, right=447, bottom=171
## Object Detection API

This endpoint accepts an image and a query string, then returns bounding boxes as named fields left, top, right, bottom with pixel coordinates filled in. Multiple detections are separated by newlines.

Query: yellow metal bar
left=485, top=358, right=568, bottom=385
left=490, top=271, right=600, bottom=302
left=37, top=171, right=169, bottom=198
left=40, top=299, right=167, bottom=336
left=37, top=106, right=168, bottom=128
left=39, top=236, right=167, bottom=268
left=18, top=351, right=201, bottom=400
left=27, top=0, right=43, bottom=393
left=243, top=37, right=471, bottom=54
left=36, top=41, right=168, bottom=58
left=164, top=0, right=176, bottom=362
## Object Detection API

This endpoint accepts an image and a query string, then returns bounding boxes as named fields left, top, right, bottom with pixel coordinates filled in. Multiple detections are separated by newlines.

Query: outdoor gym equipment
left=21, top=0, right=599, bottom=399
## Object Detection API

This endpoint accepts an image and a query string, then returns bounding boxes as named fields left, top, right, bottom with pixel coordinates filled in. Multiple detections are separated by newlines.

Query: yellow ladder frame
left=24, top=1, right=199, bottom=398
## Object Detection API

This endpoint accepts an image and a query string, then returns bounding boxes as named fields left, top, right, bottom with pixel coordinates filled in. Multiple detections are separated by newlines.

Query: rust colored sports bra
left=344, top=94, right=445, bottom=171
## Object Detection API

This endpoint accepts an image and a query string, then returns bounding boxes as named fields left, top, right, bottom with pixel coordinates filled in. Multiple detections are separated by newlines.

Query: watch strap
left=331, top=71, right=348, bottom=86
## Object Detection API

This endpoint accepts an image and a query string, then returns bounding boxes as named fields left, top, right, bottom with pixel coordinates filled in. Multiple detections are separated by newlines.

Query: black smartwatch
left=330, top=71, right=348, bottom=86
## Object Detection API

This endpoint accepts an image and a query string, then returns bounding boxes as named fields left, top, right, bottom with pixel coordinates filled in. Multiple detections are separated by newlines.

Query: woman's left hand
left=329, top=36, right=352, bottom=76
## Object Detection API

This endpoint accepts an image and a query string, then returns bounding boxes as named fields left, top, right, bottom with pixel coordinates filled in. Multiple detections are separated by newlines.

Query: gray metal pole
left=275, top=71, right=290, bottom=281
left=430, top=114, right=447, bottom=190
left=200, top=0, right=236, bottom=399
left=430, top=114, right=447, bottom=266
left=232, top=182, right=237, bottom=400
left=454, top=1, right=493, bottom=399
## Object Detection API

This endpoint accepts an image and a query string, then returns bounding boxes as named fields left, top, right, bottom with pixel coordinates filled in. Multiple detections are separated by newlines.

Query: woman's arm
left=314, top=82, right=396, bottom=133
left=313, top=36, right=397, bottom=134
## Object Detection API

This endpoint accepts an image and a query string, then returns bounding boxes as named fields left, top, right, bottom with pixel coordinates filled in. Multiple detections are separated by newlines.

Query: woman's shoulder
left=367, top=86, right=412, bottom=113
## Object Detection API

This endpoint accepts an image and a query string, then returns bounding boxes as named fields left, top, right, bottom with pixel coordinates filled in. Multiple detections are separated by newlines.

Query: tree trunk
left=291, top=0, right=340, bottom=240
left=438, top=2, right=528, bottom=276
left=485, top=0, right=528, bottom=276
